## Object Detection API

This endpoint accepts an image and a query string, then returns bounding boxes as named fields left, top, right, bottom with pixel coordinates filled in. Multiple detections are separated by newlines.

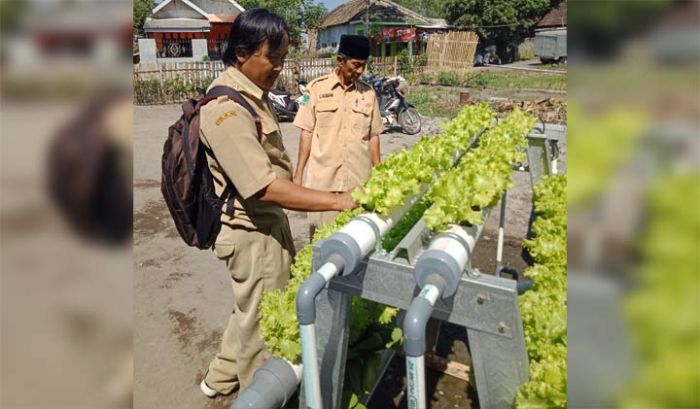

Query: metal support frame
left=526, top=123, right=566, bottom=188
left=303, top=218, right=529, bottom=409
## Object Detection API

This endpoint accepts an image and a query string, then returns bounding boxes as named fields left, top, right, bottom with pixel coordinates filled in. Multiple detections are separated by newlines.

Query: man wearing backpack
left=191, top=10, right=356, bottom=399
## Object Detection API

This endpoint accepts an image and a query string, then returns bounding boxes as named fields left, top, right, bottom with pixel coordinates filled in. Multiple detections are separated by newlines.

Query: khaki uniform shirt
left=200, top=67, right=294, bottom=244
left=293, top=69, right=382, bottom=192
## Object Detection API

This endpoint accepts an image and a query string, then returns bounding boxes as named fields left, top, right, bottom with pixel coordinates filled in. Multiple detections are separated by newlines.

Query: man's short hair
left=222, top=9, right=289, bottom=66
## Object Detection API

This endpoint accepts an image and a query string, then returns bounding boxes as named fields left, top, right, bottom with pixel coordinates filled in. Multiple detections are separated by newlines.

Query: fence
left=426, top=31, right=479, bottom=73
left=134, top=56, right=408, bottom=104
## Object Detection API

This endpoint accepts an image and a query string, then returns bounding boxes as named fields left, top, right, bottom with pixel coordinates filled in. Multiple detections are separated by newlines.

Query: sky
left=318, top=0, right=345, bottom=12
left=155, top=0, right=345, bottom=12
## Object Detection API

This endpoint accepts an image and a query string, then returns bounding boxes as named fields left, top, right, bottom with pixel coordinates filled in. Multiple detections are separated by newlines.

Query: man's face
left=338, top=55, right=367, bottom=84
left=237, top=34, right=290, bottom=91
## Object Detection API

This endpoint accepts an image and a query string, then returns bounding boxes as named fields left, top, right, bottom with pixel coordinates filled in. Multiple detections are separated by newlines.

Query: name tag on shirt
left=319, top=93, right=334, bottom=99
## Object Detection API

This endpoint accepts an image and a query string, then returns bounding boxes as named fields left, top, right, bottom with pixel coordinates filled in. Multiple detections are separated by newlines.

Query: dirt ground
left=133, top=104, right=563, bottom=408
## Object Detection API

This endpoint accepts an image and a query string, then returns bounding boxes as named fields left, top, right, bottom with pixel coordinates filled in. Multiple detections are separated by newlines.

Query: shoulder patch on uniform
left=308, top=74, right=329, bottom=87
left=300, top=94, right=310, bottom=106
left=215, top=110, right=238, bottom=125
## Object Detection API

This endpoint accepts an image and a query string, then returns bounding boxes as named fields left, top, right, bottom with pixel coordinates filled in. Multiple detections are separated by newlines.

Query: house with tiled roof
left=142, top=0, right=244, bottom=61
left=536, top=0, right=566, bottom=30
left=315, top=0, right=449, bottom=57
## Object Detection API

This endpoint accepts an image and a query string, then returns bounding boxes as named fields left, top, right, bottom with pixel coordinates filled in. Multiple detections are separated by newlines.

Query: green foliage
left=515, top=174, right=567, bottom=408
left=424, top=108, right=535, bottom=229
left=442, top=0, right=557, bottom=44
left=133, top=0, right=156, bottom=37
left=437, top=70, right=461, bottom=87
left=390, top=0, right=447, bottom=19
left=617, top=174, right=700, bottom=408
left=567, top=106, right=645, bottom=208
left=134, top=75, right=214, bottom=104
left=462, top=73, right=488, bottom=89
left=353, top=103, right=493, bottom=215
left=418, top=73, right=434, bottom=85
left=237, top=0, right=327, bottom=48
left=381, top=199, right=431, bottom=252
left=134, top=79, right=161, bottom=105
left=0, top=0, right=30, bottom=34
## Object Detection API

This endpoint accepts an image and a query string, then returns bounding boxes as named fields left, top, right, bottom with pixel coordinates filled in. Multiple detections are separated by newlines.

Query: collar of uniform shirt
left=224, top=66, right=265, bottom=101
left=331, top=68, right=356, bottom=91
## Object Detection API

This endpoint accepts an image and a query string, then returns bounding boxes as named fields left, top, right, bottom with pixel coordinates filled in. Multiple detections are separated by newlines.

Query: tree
left=442, top=0, right=560, bottom=45
left=1, top=0, right=30, bottom=34
left=237, top=0, right=328, bottom=48
left=390, top=0, right=447, bottom=19
left=133, top=0, right=156, bottom=37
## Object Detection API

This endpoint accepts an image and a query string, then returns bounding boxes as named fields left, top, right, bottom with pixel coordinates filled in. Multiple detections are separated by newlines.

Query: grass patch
left=415, top=70, right=567, bottom=91
left=471, top=70, right=566, bottom=90
left=408, top=87, right=462, bottom=118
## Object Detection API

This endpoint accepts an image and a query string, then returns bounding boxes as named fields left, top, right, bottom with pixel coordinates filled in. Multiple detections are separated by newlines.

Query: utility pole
left=365, top=0, right=370, bottom=37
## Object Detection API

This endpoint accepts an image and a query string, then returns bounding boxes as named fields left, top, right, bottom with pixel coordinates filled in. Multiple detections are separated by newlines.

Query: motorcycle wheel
left=398, top=107, right=421, bottom=135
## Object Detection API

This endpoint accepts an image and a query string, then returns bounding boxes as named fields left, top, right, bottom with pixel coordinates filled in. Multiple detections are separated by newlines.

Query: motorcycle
left=269, top=81, right=307, bottom=122
left=363, top=74, right=421, bottom=135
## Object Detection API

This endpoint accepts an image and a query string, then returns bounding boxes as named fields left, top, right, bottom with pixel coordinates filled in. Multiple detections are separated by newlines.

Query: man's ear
left=236, top=51, right=248, bottom=66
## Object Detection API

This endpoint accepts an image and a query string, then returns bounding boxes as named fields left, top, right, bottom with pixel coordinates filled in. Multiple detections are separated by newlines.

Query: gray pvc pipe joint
left=231, top=358, right=299, bottom=409
left=414, top=249, right=462, bottom=298
left=403, top=280, right=445, bottom=357
left=296, top=255, right=344, bottom=325
left=320, top=232, right=363, bottom=276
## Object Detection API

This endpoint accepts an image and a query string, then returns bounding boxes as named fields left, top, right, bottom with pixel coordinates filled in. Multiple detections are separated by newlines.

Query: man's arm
left=369, top=133, right=380, bottom=166
left=368, top=90, right=383, bottom=166
left=292, top=84, right=316, bottom=184
left=293, top=129, right=312, bottom=185
left=257, top=178, right=356, bottom=212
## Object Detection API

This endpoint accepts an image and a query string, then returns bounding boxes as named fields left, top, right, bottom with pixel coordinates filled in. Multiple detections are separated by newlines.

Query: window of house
left=331, top=42, right=337, bottom=48
left=160, top=37, right=193, bottom=58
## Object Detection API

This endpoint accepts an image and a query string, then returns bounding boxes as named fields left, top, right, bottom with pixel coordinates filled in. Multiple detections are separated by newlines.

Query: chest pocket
left=351, top=101, right=373, bottom=138
left=315, top=100, right=338, bottom=135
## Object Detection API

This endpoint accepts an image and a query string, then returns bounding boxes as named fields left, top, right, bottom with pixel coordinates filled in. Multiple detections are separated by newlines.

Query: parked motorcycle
left=269, top=81, right=307, bottom=122
left=363, top=74, right=421, bottom=135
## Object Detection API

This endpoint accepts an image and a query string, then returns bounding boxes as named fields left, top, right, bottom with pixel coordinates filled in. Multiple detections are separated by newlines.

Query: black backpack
left=161, top=86, right=261, bottom=249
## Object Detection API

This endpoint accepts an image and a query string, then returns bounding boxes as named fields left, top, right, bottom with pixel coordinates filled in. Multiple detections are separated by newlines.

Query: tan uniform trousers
left=204, top=222, right=295, bottom=394
left=308, top=210, right=340, bottom=240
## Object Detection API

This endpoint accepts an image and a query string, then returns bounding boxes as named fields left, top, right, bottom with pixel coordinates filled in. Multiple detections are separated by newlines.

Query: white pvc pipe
left=317, top=262, right=338, bottom=282
left=335, top=213, right=391, bottom=256
left=300, top=324, right=322, bottom=409
left=406, top=356, right=426, bottom=409
left=496, top=192, right=507, bottom=276
left=420, top=283, right=441, bottom=305
left=497, top=227, right=504, bottom=262
left=287, top=360, right=303, bottom=383
left=427, top=224, right=474, bottom=268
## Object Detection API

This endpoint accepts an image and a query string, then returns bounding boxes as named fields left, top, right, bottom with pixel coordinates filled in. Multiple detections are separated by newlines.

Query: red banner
left=381, top=27, right=416, bottom=42
left=395, top=27, right=416, bottom=42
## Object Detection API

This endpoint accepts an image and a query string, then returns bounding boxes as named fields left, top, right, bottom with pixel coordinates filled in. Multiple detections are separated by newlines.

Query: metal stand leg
left=467, top=326, right=529, bottom=409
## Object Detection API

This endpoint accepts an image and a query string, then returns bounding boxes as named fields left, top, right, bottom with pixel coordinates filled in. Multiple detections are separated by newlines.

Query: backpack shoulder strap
left=196, top=86, right=264, bottom=213
left=198, top=86, right=263, bottom=141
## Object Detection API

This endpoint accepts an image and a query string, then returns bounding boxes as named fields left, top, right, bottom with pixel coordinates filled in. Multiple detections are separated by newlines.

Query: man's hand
left=334, top=192, right=358, bottom=211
